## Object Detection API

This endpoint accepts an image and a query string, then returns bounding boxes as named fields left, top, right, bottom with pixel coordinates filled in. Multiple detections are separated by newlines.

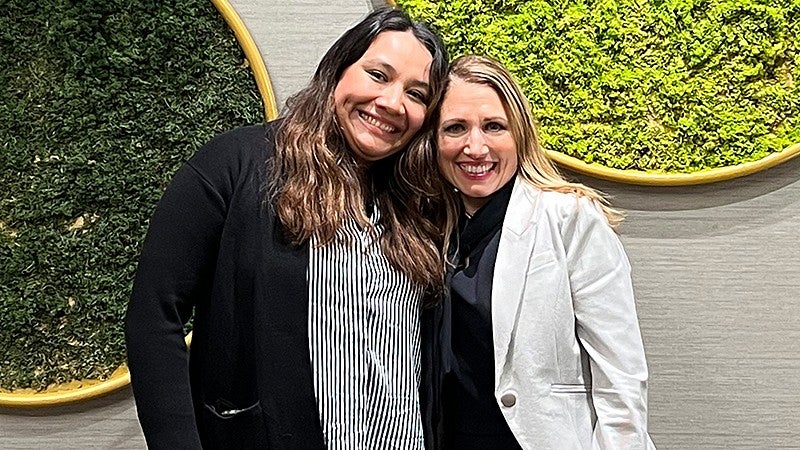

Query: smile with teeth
left=458, top=162, right=497, bottom=176
left=359, top=111, right=398, bottom=134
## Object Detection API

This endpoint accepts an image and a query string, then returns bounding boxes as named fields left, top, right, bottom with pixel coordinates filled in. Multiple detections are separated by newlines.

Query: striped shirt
left=308, top=208, right=425, bottom=449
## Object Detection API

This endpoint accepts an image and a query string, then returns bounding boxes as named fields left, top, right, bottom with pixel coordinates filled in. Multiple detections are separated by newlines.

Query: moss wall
left=0, top=0, right=262, bottom=390
left=398, top=0, right=799, bottom=173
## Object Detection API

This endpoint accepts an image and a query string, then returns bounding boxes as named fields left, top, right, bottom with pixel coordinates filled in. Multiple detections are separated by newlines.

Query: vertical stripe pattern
left=309, top=208, right=425, bottom=449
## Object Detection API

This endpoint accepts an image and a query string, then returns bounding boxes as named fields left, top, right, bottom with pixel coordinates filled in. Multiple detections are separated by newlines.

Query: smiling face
left=436, top=78, right=519, bottom=215
left=333, top=30, right=433, bottom=163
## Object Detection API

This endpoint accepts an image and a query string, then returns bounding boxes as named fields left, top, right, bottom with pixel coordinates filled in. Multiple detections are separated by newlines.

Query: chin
left=356, top=148, right=399, bottom=162
left=467, top=188, right=494, bottom=199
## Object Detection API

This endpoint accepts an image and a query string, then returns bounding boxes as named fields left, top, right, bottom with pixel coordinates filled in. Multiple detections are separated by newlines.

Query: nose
left=463, top=128, right=489, bottom=158
left=375, top=83, right=404, bottom=115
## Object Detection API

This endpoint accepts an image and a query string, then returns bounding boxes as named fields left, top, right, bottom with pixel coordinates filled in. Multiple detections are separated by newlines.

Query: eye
left=485, top=121, right=507, bottom=132
left=441, top=122, right=466, bottom=135
left=407, top=89, right=429, bottom=104
left=367, top=70, right=387, bottom=82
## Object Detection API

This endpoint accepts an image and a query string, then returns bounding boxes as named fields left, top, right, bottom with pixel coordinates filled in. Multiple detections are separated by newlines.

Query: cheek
left=332, top=73, right=357, bottom=114
left=436, top=153, right=448, bottom=174
left=436, top=140, right=458, bottom=174
left=502, top=149, right=519, bottom=179
left=436, top=139, right=452, bottom=161
left=437, top=158, right=457, bottom=185
left=332, top=88, right=347, bottom=120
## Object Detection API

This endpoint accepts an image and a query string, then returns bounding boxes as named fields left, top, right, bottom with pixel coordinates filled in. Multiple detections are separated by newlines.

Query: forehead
left=359, top=31, right=432, bottom=77
left=440, top=79, right=506, bottom=118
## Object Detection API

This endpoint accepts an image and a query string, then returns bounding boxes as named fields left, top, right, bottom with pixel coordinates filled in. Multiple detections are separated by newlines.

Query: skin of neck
left=462, top=195, right=488, bottom=217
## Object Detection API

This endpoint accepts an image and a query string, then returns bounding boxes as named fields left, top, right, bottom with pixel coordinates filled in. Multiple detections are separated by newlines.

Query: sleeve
left=124, top=135, right=234, bottom=450
left=561, top=197, right=657, bottom=449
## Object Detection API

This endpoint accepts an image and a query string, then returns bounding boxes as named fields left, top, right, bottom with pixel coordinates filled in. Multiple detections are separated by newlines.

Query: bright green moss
left=398, top=0, right=799, bottom=172
left=0, top=0, right=262, bottom=389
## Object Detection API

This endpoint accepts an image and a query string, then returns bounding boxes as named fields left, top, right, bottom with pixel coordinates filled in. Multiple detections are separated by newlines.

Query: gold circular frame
left=0, top=0, right=276, bottom=408
left=0, top=335, right=193, bottom=408
left=548, top=143, right=800, bottom=186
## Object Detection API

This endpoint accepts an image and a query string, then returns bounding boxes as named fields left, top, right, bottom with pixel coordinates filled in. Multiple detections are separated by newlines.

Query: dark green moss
left=0, top=0, right=262, bottom=389
left=398, top=0, right=799, bottom=173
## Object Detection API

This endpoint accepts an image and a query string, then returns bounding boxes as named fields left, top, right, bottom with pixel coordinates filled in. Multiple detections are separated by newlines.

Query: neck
left=462, top=196, right=487, bottom=216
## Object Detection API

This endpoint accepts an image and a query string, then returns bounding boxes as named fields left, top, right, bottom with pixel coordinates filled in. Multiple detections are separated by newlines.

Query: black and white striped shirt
left=308, top=209, right=425, bottom=449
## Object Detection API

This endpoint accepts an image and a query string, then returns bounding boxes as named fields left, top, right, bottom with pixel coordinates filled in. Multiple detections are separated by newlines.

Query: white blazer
left=491, top=178, right=656, bottom=449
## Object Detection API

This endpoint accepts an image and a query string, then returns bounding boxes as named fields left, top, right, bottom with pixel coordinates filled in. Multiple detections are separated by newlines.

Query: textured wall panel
left=229, top=0, right=372, bottom=110
left=0, top=388, right=145, bottom=448
left=572, top=154, right=800, bottom=449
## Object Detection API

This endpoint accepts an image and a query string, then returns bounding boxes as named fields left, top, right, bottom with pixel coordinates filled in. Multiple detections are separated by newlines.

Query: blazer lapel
left=492, top=178, right=540, bottom=387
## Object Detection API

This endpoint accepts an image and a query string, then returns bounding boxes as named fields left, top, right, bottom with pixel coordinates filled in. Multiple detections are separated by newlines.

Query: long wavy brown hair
left=268, top=8, right=449, bottom=297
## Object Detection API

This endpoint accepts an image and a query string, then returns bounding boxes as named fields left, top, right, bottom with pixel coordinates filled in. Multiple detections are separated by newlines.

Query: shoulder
left=515, top=181, right=608, bottom=229
left=191, top=121, right=279, bottom=167
left=184, top=120, right=281, bottom=185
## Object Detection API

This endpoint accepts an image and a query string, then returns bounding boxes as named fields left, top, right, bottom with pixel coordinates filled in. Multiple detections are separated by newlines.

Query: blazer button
left=500, top=393, right=516, bottom=407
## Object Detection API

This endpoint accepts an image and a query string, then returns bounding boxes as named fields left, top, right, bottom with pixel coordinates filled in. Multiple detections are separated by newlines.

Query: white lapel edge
left=492, top=178, right=541, bottom=389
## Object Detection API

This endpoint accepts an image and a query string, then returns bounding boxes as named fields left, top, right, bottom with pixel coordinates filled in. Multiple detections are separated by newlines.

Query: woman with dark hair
left=125, top=8, right=448, bottom=449
left=422, top=55, right=655, bottom=449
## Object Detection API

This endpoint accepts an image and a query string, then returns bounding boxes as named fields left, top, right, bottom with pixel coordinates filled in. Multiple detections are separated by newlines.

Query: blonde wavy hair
left=418, top=54, right=623, bottom=253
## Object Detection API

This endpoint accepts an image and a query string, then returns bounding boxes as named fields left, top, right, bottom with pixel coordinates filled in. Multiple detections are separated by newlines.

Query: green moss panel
left=398, top=0, right=800, bottom=173
left=0, top=0, right=262, bottom=390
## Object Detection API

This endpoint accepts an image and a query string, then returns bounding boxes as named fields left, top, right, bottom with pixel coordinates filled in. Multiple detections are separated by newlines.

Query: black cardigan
left=126, top=122, right=327, bottom=449
left=126, top=122, right=438, bottom=449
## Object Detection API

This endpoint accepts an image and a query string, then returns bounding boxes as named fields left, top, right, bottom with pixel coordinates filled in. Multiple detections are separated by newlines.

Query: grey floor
left=3, top=0, right=799, bottom=448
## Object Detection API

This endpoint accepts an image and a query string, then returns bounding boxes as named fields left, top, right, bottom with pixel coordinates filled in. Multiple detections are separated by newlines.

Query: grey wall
left=0, top=388, right=145, bottom=449
left=3, top=0, right=799, bottom=448
left=571, top=154, right=800, bottom=448
left=230, top=0, right=374, bottom=111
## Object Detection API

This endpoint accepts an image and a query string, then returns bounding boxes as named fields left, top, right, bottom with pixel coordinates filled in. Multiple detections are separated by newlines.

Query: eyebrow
left=364, top=59, right=431, bottom=92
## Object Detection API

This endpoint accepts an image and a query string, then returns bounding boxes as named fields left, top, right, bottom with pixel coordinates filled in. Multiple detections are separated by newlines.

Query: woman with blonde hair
left=421, top=54, right=656, bottom=449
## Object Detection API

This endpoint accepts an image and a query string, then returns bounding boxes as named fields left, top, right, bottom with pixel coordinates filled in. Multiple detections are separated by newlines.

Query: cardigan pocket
left=201, top=399, right=268, bottom=449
